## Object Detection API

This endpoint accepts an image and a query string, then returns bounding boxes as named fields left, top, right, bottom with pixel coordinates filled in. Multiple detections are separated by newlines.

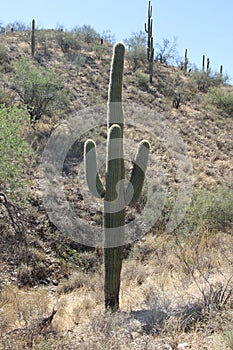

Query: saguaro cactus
left=206, top=57, right=211, bottom=76
left=145, top=1, right=154, bottom=83
left=202, top=55, right=211, bottom=75
left=84, top=43, right=150, bottom=310
left=219, top=65, right=223, bottom=79
left=31, top=19, right=35, bottom=57
left=184, top=49, right=188, bottom=74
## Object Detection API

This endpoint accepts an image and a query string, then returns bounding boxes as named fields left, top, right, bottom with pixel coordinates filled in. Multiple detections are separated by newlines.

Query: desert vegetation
left=0, top=7, right=232, bottom=350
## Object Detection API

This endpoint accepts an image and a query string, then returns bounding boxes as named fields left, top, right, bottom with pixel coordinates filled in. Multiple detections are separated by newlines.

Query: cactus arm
left=108, top=43, right=125, bottom=128
left=84, top=139, right=105, bottom=198
left=125, top=140, right=150, bottom=206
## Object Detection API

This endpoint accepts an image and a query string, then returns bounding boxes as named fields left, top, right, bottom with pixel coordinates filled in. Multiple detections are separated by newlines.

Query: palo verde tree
left=13, top=57, right=68, bottom=123
left=124, top=31, right=147, bottom=71
left=84, top=43, right=150, bottom=310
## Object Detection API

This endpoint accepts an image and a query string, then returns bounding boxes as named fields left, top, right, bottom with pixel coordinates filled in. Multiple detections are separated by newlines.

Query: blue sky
left=1, top=0, right=233, bottom=81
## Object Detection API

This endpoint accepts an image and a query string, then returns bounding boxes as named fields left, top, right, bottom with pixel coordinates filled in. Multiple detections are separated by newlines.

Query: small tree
left=5, top=21, right=30, bottom=32
left=13, top=58, right=68, bottom=123
left=73, top=25, right=101, bottom=44
left=124, top=31, right=147, bottom=71
left=101, top=30, right=116, bottom=45
left=155, top=37, right=178, bottom=65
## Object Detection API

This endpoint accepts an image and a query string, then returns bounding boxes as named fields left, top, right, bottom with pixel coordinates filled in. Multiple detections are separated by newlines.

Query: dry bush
left=0, top=285, right=56, bottom=349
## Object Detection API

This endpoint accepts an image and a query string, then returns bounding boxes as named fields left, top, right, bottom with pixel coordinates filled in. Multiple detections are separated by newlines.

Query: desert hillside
left=0, top=28, right=232, bottom=350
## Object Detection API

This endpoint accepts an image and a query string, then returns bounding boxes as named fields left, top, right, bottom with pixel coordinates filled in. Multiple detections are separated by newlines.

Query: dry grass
left=0, top=231, right=232, bottom=349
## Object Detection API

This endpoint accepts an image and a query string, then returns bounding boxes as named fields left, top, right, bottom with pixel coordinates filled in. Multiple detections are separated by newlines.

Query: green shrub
left=135, top=70, right=149, bottom=89
left=157, top=71, right=197, bottom=105
left=206, top=86, right=233, bottom=117
left=0, top=44, right=11, bottom=72
left=56, top=31, right=82, bottom=54
left=72, top=53, right=86, bottom=69
left=13, top=57, right=69, bottom=123
left=190, top=68, right=228, bottom=93
left=224, top=328, right=233, bottom=349
left=182, top=185, right=233, bottom=233
left=124, top=31, right=147, bottom=71
left=0, top=105, right=34, bottom=202
left=73, top=24, right=100, bottom=44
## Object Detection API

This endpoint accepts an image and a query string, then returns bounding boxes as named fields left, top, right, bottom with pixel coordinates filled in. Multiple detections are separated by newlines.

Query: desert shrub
left=0, top=44, right=11, bottom=72
left=181, top=184, right=233, bottom=233
left=56, top=31, right=82, bottom=54
left=73, top=24, right=101, bottom=44
left=36, top=30, right=52, bottom=58
left=157, top=71, right=198, bottom=106
left=135, top=70, right=149, bottom=89
left=206, top=86, right=233, bottom=117
left=13, top=57, right=69, bottom=123
left=190, top=68, right=228, bottom=93
left=72, top=53, right=86, bottom=69
left=224, top=328, right=233, bottom=349
left=0, top=105, right=34, bottom=202
left=94, top=43, right=112, bottom=62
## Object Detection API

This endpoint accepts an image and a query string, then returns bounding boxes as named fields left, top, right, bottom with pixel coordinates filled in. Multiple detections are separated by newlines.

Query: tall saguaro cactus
left=84, top=43, right=150, bottom=310
left=184, top=49, right=188, bottom=74
left=31, top=19, right=35, bottom=57
left=145, top=1, right=154, bottom=84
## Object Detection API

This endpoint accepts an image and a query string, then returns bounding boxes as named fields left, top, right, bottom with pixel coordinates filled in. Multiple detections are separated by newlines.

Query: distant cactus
left=202, top=55, right=211, bottom=75
left=219, top=65, right=223, bottom=79
left=31, top=19, right=35, bottom=56
left=206, top=57, right=211, bottom=75
left=84, top=43, right=150, bottom=310
left=145, top=1, right=154, bottom=83
left=184, top=49, right=188, bottom=73
left=202, top=55, right=205, bottom=73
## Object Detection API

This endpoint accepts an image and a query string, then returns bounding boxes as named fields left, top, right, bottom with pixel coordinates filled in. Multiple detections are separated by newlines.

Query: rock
left=177, top=343, right=189, bottom=350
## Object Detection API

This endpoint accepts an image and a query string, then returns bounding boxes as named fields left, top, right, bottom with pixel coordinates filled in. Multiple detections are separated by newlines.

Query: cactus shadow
left=130, top=301, right=204, bottom=334
left=130, top=308, right=168, bottom=334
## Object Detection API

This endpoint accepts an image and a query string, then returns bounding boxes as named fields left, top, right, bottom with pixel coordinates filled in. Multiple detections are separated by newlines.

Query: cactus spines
left=31, top=19, right=35, bottom=57
left=84, top=43, right=150, bottom=310
left=145, top=1, right=154, bottom=83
